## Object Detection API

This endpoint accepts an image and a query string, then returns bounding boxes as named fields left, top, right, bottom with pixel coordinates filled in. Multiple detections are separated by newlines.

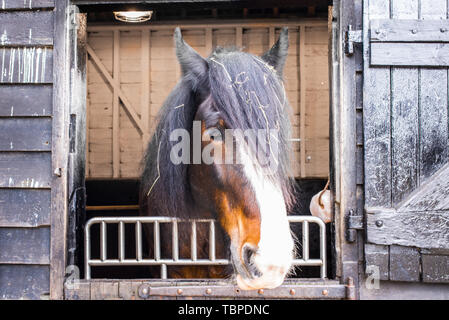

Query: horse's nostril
left=242, top=244, right=262, bottom=278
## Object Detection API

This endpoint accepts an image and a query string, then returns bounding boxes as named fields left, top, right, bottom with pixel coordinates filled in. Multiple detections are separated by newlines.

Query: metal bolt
left=375, top=29, right=380, bottom=34
left=138, top=285, right=150, bottom=299
left=177, top=289, right=183, bottom=295
left=411, top=29, right=418, bottom=34
left=258, top=289, right=264, bottom=295
left=322, top=289, right=329, bottom=296
left=375, top=220, right=383, bottom=227
left=289, top=289, right=296, bottom=295
left=441, top=28, right=447, bottom=33
left=205, top=288, right=212, bottom=295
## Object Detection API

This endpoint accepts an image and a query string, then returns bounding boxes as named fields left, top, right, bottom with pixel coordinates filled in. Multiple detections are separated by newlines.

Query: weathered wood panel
left=0, top=189, right=50, bottom=227
left=0, top=85, right=52, bottom=116
left=371, top=19, right=449, bottom=42
left=399, top=163, right=449, bottom=212
left=389, top=245, right=420, bottom=282
left=0, top=265, right=49, bottom=299
left=363, top=0, right=392, bottom=208
left=0, top=47, right=53, bottom=83
left=371, top=42, right=449, bottom=66
left=0, top=152, right=51, bottom=188
left=418, top=4, right=449, bottom=181
left=366, top=208, right=449, bottom=249
left=0, top=0, right=54, bottom=9
left=0, top=11, right=53, bottom=46
left=364, top=244, right=389, bottom=280
left=422, top=255, right=449, bottom=283
left=87, top=23, right=329, bottom=179
left=0, top=118, right=51, bottom=151
left=0, top=227, right=50, bottom=264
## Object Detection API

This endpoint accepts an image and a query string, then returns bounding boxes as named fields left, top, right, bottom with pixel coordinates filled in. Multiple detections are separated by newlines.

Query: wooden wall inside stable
left=86, top=21, right=329, bottom=179
left=0, top=0, right=56, bottom=299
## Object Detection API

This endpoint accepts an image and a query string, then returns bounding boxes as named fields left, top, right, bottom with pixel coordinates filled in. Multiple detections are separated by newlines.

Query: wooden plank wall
left=0, top=0, right=55, bottom=299
left=86, top=22, right=329, bottom=179
left=363, top=0, right=449, bottom=283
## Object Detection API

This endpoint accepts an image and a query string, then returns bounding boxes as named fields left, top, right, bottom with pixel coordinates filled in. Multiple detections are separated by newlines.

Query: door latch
left=345, top=25, right=362, bottom=56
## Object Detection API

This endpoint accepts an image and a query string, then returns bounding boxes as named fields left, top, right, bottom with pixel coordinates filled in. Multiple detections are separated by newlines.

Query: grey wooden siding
left=0, top=2, right=54, bottom=299
left=363, top=0, right=449, bottom=283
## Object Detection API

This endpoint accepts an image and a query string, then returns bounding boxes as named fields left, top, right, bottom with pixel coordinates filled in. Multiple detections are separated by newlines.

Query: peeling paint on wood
left=0, top=265, right=49, bottom=300
left=0, top=118, right=51, bottom=151
left=0, top=11, right=53, bottom=46
left=0, top=227, right=50, bottom=264
left=366, top=208, right=449, bottom=249
left=0, top=152, right=51, bottom=188
left=0, top=0, right=54, bottom=10
left=0, top=85, right=52, bottom=116
left=422, top=255, right=449, bottom=283
left=0, top=47, right=53, bottom=83
left=389, top=245, right=420, bottom=282
left=0, top=189, right=50, bottom=227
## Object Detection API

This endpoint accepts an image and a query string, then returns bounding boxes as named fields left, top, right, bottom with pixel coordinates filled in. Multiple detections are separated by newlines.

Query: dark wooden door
left=363, top=0, right=449, bottom=283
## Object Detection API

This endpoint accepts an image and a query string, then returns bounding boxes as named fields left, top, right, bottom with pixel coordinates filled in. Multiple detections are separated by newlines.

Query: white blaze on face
left=237, top=145, right=294, bottom=290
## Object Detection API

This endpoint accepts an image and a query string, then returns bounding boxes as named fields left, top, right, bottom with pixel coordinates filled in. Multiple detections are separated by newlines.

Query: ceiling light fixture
left=113, top=11, right=153, bottom=23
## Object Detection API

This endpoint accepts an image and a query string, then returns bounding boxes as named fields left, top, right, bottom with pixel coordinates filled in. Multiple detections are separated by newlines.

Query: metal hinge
left=345, top=209, right=363, bottom=242
left=344, top=25, right=362, bottom=56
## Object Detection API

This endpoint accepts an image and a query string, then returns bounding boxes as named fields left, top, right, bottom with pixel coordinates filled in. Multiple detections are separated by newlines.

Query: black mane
left=140, top=45, right=295, bottom=218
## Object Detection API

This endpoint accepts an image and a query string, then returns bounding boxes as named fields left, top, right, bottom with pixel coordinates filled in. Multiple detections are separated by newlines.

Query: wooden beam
left=86, top=44, right=143, bottom=134
left=87, top=19, right=328, bottom=32
left=205, top=27, right=213, bottom=54
left=50, top=0, right=70, bottom=300
left=366, top=208, right=449, bottom=249
left=141, top=29, right=151, bottom=150
left=113, top=30, right=120, bottom=178
left=268, top=26, right=275, bottom=47
left=299, top=25, right=306, bottom=178
left=236, top=26, right=243, bottom=48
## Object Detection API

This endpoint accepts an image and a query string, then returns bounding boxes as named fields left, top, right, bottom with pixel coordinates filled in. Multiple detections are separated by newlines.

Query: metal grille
left=84, top=216, right=326, bottom=280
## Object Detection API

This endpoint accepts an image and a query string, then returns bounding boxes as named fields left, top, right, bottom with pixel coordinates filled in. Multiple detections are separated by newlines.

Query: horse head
left=141, top=27, right=296, bottom=290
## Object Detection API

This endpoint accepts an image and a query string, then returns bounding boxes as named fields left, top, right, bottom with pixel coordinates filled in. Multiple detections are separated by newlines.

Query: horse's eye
left=203, top=127, right=223, bottom=141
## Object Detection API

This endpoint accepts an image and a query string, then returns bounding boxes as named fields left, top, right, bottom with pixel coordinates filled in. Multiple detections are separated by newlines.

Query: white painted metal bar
left=191, top=221, right=197, bottom=261
left=302, top=221, right=309, bottom=261
left=154, top=221, right=160, bottom=261
left=118, top=221, right=125, bottom=261
left=100, top=221, right=107, bottom=261
left=136, top=221, right=142, bottom=261
left=172, top=220, right=179, bottom=261
left=209, top=220, right=216, bottom=261
left=84, top=216, right=327, bottom=280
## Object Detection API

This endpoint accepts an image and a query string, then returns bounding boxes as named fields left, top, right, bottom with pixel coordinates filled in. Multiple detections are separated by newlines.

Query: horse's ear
left=261, top=27, right=289, bottom=78
left=174, top=27, right=208, bottom=83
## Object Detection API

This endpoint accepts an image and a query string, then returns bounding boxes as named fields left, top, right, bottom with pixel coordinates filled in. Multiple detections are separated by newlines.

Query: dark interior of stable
left=73, top=0, right=336, bottom=281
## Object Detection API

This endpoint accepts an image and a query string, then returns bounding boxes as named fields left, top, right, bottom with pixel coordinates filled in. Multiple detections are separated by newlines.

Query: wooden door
left=363, top=0, right=449, bottom=283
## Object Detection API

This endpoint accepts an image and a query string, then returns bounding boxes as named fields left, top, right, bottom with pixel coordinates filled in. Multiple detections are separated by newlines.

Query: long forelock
left=208, top=49, right=295, bottom=208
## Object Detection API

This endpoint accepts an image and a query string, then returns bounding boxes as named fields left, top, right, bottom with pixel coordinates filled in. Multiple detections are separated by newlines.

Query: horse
left=139, top=27, right=296, bottom=290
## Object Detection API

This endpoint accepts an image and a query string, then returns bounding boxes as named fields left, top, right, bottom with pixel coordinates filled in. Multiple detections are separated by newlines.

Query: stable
left=0, top=0, right=448, bottom=300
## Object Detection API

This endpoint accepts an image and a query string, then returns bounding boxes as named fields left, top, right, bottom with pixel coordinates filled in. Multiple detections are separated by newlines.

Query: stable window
left=67, top=0, right=343, bottom=299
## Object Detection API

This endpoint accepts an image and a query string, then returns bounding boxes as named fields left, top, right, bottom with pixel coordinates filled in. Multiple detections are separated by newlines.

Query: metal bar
left=191, top=221, right=197, bottom=261
left=320, top=218, right=327, bottom=278
left=119, top=221, right=125, bottom=261
left=136, top=221, right=142, bottom=261
left=172, top=220, right=178, bottom=261
left=154, top=221, right=160, bottom=261
left=84, top=221, right=91, bottom=280
left=100, top=221, right=107, bottom=261
left=302, top=221, right=309, bottom=261
left=209, top=220, right=216, bottom=261
left=161, top=264, right=167, bottom=279
left=84, top=216, right=327, bottom=279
